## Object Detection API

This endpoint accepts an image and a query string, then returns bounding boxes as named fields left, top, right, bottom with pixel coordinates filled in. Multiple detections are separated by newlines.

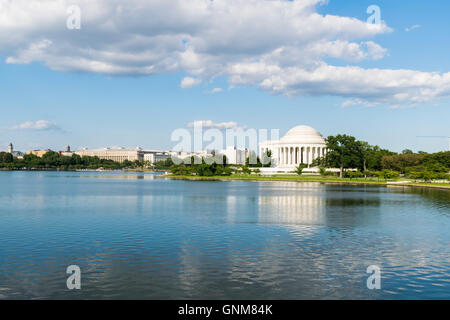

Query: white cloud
left=405, top=25, right=421, bottom=32
left=242, top=63, right=450, bottom=104
left=11, top=120, right=60, bottom=131
left=341, top=99, right=376, bottom=108
left=364, top=41, right=388, bottom=60
left=210, top=88, right=223, bottom=94
left=180, top=77, right=201, bottom=88
left=188, top=120, right=245, bottom=130
left=0, top=0, right=448, bottom=105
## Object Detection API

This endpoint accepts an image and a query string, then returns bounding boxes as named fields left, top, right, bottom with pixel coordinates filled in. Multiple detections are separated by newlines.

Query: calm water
left=0, top=171, right=449, bottom=300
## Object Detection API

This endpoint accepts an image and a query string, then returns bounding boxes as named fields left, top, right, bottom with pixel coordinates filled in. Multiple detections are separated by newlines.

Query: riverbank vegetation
left=1, top=135, right=449, bottom=186
left=309, top=134, right=449, bottom=182
left=0, top=151, right=146, bottom=170
left=165, top=134, right=450, bottom=185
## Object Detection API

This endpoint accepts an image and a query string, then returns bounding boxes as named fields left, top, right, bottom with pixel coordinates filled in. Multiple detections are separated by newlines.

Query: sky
left=0, top=0, right=449, bottom=153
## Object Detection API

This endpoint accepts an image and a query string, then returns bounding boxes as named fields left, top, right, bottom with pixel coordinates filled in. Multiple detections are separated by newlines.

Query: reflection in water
left=78, top=174, right=156, bottom=180
left=393, top=186, right=450, bottom=218
left=258, top=183, right=326, bottom=226
left=256, top=182, right=383, bottom=229
left=0, top=172, right=449, bottom=299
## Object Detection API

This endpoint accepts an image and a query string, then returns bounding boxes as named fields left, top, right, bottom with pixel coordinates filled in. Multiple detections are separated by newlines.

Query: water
left=0, top=171, right=449, bottom=300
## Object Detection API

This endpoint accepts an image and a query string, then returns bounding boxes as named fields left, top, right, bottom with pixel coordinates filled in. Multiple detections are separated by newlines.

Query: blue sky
left=1, top=0, right=449, bottom=153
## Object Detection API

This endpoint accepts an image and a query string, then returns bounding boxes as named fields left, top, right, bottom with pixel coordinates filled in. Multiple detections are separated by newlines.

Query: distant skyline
left=1, top=0, right=450, bottom=153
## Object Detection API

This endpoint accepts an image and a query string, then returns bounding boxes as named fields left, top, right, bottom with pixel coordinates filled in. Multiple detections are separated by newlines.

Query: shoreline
left=159, top=174, right=450, bottom=190
left=2, top=170, right=449, bottom=190
left=0, top=168, right=163, bottom=173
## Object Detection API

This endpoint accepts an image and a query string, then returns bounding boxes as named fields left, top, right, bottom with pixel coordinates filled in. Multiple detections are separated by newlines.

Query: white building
left=220, top=146, right=248, bottom=165
left=143, top=151, right=171, bottom=164
left=259, top=125, right=327, bottom=170
left=74, top=147, right=174, bottom=164
left=7, top=143, right=24, bottom=158
left=75, top=147, right=145, bottom=163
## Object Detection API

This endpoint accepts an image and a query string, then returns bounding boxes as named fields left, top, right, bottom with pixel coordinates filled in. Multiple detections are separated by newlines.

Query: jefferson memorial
left=260, top=125, right=327, bottom=170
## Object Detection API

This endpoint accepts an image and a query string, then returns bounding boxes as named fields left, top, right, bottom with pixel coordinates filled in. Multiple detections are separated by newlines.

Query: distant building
left=73, top=147, right=177, bottom=164
left=60, top=145, right=74, bottom=157
left=220, top=146, right=248, bottom=165
left=26, top=150, right=51, bottom=158
left=168, top=150, right=214, bottom=163
left=143, top=151, right=171, bottom=164
left=74, top=147, right=145, bottom=163
left=7, top=143, right=24, bottom=159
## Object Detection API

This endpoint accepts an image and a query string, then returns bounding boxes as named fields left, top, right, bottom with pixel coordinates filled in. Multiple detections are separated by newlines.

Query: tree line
left=0, top=151, right=144, bottom=170
left=313, top=134, right=450, bottom=181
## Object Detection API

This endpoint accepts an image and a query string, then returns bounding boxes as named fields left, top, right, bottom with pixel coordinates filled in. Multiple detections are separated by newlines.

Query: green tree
left=295, top=164, right=307, bottom=175
left=325, top=135, right=362, bottom=178
left=380, top=169, right=400, bottom=181
left=382, top=154, right=425, bottom=173
left=0, top=152, right=13, bottom=163
left=246, top=151, right=263, bottom=168
left=242, top=166, right=251, bottom=175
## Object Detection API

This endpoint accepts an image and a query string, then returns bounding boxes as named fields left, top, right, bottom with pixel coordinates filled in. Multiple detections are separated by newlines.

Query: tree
left=356, top=142, right=397, bottom=176
left=246, top=151, right=264, bottom=168
left=325, top=135, right=362, bottom=178
left=222, top=155, right=228, bottom=166
left=382, top=154, right=425, bottom=173
left=261, top=150, right=272, bottom=167
left=358, top=141, right=371, bottom=177
left=381, top=169, right=400, bottom=181
left=366, top=146, right=396, bottom=171
left=42, top=151, right=62, bottom=167
left=0, top=152, right=13, bottom=163
left=242, top=166, right=251, bottom=175
left=402, top=149, right=414, bottom=155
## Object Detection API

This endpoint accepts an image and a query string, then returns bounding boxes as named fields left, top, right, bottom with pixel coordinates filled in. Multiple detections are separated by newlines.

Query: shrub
left=380, top=169, right=400, bottom=180
left=242, top=166, right=252, bottom=175
left=319, top=166, right=327, bottom=176
left=344, top=171, right=364, bottom=179
left=296, top=164, right=307, bottom=176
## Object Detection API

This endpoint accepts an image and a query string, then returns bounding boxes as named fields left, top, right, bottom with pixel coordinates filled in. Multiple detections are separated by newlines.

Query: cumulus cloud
left=0, top=0, right=448, bottom=105
left=180, top=77, right=202, bottom=88
left=252, top=64, right=450, bottom=103
left=188, top=120, right=246, bottom=130
left=11, top=120, right=60, bottom=131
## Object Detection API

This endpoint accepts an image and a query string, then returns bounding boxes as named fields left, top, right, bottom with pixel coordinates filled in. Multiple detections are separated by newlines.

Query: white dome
left=280, top=125, right=326, bottom=144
